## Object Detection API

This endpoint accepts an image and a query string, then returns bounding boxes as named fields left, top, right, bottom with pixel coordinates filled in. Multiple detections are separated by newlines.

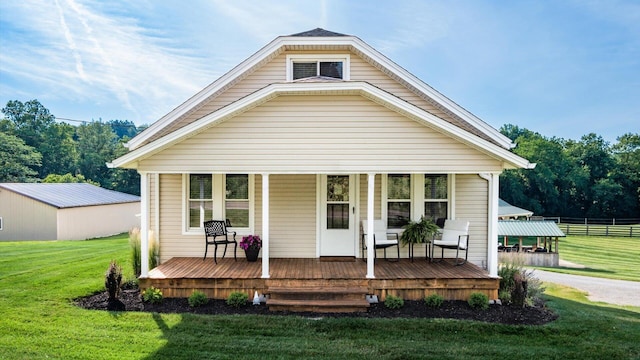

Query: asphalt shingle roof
left=290, top=28, right=348, bottom=37
left=0, top=183, right=140, bottom=209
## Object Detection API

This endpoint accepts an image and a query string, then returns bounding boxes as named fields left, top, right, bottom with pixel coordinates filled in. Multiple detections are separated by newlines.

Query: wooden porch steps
left=266, top=285, right=370, bottom=313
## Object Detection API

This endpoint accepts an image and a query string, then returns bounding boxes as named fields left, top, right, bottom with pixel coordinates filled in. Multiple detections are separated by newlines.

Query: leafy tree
left=1, top=100, right=78, bottom=178
left=107, top=137, right=140, bottom=195
left=76, top=121, right=118, bottom=188
left=610, top=133, right=640, bottom=217
left=42, top=173, right=99, bottom=186
left=0, top=132, right=42, bottom=182
left=1, top=99, right=55, bottom=147
left=108, top=119, right=139, bottom=139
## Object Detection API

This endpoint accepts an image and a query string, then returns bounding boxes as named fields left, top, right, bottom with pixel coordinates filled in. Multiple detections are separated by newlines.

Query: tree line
left=500, top=125, right=639, bottom=219
left=1, top=99, right=638, bottom=218
left=0, top=99, right=142, bottom=195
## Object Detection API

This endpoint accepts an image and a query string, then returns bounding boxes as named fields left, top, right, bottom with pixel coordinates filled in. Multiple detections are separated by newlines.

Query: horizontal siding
left=269, top=174, right=316, bottom=257
left=140, top=95, right=502, bottom=173
left=149, top=49, right=488, bottom=148
left=454, top=174, right=489, bottom=267
left=158, top=174, right=194, bottom=262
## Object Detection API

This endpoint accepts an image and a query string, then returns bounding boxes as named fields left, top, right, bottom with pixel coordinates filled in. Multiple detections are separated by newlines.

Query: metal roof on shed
left=0, top=183, right=140, bottom=209
left=498, top=221, right=565, bottom=237
left=498, top=199, right=533, bottom=218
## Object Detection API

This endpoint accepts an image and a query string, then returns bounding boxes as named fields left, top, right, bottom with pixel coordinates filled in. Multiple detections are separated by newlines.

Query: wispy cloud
left=0, top=0, right=214, bottom=122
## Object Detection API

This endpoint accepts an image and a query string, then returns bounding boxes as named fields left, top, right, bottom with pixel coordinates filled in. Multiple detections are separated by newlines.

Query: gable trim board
left=108, top=82, right=533, bottom=171
left=125, top=34, right=516, bottom=152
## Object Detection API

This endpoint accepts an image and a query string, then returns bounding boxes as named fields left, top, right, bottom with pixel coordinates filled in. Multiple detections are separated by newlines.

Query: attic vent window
left=293, top=61, right=343, bottom=80
left=286, top=55, right=350, bottom=81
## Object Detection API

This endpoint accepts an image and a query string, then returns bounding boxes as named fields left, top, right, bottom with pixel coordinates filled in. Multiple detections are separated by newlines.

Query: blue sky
left=1, top=0, right=638, bottom=143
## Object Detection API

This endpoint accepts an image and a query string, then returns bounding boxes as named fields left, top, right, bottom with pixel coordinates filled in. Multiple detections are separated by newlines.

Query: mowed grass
left=539, top=235, right=640, bottom=282
left=0, top=237, right=639, bottom=359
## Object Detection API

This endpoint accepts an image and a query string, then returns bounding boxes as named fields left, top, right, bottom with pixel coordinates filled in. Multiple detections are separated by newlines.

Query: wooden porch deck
left=141, top=257, right=499, bottom=302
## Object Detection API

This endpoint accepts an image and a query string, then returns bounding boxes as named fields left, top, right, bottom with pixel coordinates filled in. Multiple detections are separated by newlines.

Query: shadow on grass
left=538, top=266, right=615, bottom=275
left=143, top=298, right=640, bottom=360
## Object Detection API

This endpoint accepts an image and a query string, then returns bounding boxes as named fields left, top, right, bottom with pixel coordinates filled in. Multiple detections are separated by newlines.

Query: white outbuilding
left=0, top=183, right=140, bottom=241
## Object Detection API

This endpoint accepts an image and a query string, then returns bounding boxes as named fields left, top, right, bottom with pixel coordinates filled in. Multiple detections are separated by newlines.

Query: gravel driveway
left=531, top=269, right=640, bottom=307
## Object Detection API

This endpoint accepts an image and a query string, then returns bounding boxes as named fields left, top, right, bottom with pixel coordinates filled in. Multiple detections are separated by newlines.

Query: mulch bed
left=76, top=286, right=558, bottom=325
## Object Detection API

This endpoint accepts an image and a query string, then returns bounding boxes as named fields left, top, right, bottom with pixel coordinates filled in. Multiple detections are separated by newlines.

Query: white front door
left=320, top=175, right=357, bottom=256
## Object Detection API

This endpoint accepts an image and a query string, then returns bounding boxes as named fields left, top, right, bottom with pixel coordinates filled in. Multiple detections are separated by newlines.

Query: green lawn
left=0, top=236, right=639, bottom=359
left=537, top=235, right=640, bottom=282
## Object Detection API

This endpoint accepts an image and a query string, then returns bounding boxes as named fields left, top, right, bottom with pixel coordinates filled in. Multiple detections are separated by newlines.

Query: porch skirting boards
left=140, top=257, right=498, bottom=302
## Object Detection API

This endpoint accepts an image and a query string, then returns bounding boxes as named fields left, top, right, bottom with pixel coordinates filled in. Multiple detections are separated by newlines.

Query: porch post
left=261, top=173, right=270, bottom=278
left=139, top=171, right=149, bottom=278
left=366, top=173, right=375, bottom=279
left=485, top=173, right=500, bottom=277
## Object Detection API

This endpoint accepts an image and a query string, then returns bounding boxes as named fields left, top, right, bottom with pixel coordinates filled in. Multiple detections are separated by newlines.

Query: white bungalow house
left=109, top=29, right=533, bottom=305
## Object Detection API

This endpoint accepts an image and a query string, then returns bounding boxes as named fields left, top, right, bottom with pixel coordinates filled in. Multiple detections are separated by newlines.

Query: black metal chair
left=203, top=220, right=237, bottom=263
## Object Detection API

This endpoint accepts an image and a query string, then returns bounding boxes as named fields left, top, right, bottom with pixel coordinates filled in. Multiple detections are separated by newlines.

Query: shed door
left=320, top=175, right=357, bottom=256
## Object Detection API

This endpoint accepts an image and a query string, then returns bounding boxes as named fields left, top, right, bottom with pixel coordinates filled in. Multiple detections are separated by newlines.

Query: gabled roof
left=108, top=81, right=534, bottom=170
left=125, top=28, right=520, bottom=153
left=0, top=183, right=140, bottom=209
left=498, top=221, right=566, bottom=237
left=499, top=199, right=534, bottom=218
left=290, top=28, right=348, bottom=37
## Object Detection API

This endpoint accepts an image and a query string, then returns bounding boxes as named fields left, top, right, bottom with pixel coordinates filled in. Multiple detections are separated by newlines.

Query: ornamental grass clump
left=498, top=259, right=545, bottom=307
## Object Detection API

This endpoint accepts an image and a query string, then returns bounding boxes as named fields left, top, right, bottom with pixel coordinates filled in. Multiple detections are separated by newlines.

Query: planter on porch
left=240, top=235, right=262, bottom=262
left=244, top=248, right=260, bottom=262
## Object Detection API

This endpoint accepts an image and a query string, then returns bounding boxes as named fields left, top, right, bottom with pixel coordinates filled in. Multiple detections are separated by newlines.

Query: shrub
left=424, top=293, right=444, bottom=308
left=188, top=290, right=209, bottom=308
left=468, top=292, right=489, bottom=310
left=142, top=286, right=163, bottom=304
left=384, top=294, right=404, bottom=309
left=105, top=260, right=123, bottom=301
left=226, top=291, right=249, bottom=308
left=498, top=260, right=545, bottom=307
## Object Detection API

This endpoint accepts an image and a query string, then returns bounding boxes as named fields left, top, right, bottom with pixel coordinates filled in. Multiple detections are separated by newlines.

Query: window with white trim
left=225, top=174, right=249, bottom=227
left=384, top=174, right=450, bottom=228
left=424, top=174, right=448, bottom=224
left=387, top=174, right=411, bottom=228
left=186, top=174, right=251, bottom=231
left=286, top=55, right=350, bottom=81
left=188, top=174, right=213, bottom=229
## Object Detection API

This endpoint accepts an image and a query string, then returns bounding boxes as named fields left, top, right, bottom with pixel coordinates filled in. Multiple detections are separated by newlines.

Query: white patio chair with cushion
left=431, top=219, right=470, bottom=265
left=361, top=220, right=400, bottom=261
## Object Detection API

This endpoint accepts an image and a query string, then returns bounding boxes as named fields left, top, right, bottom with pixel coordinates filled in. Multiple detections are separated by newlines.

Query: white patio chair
left=361, top=220, right=400, bottom=261
left=432, top=219, right=470, bottom=265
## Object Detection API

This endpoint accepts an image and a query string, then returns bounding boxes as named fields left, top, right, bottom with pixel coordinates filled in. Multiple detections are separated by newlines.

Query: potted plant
left=400, top=217, right=440, bottom=260
left=240, top=235, right=262, bottom=262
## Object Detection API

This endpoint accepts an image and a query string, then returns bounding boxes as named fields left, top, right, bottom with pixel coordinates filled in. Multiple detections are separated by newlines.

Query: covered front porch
left=140, top=257, right=499, bottom=308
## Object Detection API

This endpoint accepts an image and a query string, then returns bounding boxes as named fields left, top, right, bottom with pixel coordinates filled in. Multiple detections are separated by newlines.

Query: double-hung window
left=387, top=174, right=411, bottom=228
left=286, top=55, right=350, bottom=81
left=424, top=175, right=448, bottom=223
left=188, top=174, right=213, bottom=228
left=186, top=174, right=251, bottom=231
left=384, top=174, right=450, bottom=228
left=225, top=174, right=249, bottom=227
